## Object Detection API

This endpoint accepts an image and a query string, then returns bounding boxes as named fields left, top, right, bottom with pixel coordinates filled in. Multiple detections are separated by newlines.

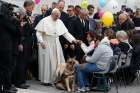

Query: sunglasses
left=67, top=9, right=73, bottom=12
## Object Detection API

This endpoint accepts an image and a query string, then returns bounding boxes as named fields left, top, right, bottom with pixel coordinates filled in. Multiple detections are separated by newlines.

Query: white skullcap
left=51, top=8, right=60, bottom=14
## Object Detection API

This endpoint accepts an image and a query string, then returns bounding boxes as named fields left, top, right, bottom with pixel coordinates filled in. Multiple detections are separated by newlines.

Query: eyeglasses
left=67, top=10, right=73, bottom=12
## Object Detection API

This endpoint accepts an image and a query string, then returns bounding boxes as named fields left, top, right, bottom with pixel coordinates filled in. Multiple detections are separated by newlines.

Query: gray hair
left=116, top=30, right=128, bottom=38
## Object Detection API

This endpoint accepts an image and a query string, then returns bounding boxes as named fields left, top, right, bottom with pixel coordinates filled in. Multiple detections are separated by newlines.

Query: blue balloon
left=99, top=0, right=106, bottom=7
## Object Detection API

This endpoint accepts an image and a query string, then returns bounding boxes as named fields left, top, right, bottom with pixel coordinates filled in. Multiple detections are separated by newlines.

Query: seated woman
left=75, top=29, right=114, bottom=92
left=80, top=32, right=101, bottom=56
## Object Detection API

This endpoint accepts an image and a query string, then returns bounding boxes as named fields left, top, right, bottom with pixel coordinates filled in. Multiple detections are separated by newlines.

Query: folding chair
left=117, top=49, right=133, bottom=87
left=92, top=57, right=113, bottom=93
left=109, top=55, right=120, bottom=93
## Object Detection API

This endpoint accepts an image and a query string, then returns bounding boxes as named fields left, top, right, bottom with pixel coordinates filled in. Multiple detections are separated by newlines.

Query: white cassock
left=35, top=16, right=76, bottom=83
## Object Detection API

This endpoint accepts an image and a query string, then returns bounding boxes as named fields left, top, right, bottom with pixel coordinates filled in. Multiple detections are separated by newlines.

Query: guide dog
left=55, top=58, right=79, bottom=92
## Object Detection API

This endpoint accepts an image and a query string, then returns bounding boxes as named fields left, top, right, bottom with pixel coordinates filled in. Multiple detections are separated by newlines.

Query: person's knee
left=74, top=64, right=80, bottom=70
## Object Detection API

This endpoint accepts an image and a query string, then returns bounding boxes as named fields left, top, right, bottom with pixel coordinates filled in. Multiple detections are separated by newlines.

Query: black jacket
left=59, top=11, right=69, bottom=45
left=120, top=19, right=135, bottom=31
left=45, top=8, right=52, bottom=16
left=133, top=17, right=140, bottom=27
left=71, top=17, right=89, bottom=40
left=60, top=11, right=69, bottom=27
left=0, top=15, right=19, bottom=52
left=131, top=33, right=140, bottom=70
left=33, top=14, right=46, bottom=28
left=118, top=42, right=130, bottom=54
left=67, top=16, right=77, bottom=35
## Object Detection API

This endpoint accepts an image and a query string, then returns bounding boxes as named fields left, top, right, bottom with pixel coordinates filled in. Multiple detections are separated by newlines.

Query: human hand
left=82, top=55, right=87, bottom=62
left=64, top=44, right=69, bottom=49
left=41, top=42, right=47, bottom=49
left=18, top=44, right=23, bottom=52
left=70, top=44, right=75, bottom=50
left=76, top=40, right=83, bottom=45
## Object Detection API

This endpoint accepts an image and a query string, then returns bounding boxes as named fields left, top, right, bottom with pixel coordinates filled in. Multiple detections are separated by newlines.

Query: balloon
left=99, top=10, right=105, bottom=18
left=102, top=11, right=114, bottom=27
left=80, top=0, right=88, bottom=9
left=35, top=0, right=41, bottom=4
left=99, top=0, right=106, bottom=7
left=104, top=0, right=120, bottom=14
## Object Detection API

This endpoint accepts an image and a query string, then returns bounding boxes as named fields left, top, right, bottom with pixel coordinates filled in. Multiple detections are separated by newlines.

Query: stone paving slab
left=17, top=80, right=140, bottom=93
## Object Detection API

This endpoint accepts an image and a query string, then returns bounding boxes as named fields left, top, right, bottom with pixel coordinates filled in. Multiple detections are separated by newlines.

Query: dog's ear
left=74, top=60, right=79, bottom=65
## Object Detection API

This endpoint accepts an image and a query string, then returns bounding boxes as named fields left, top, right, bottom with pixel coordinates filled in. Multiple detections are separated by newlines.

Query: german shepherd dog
left=55, top=58, right=79, bottom=92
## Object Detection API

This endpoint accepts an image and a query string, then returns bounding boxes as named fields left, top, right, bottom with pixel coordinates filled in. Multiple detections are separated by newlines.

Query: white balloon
left=104, top=0, right=121, bottom=14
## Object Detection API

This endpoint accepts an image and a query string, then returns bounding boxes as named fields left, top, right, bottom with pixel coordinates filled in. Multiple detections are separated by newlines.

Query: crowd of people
left=0, top=0, right=140, bottom=93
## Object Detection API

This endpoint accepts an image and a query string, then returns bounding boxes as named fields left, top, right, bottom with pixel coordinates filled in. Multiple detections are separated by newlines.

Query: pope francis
left=35, top=8, right=76, bottom=85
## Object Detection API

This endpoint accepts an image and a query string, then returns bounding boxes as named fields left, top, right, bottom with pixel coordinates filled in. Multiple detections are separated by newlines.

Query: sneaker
left=77, top=87, right=86, bottom=92
left=85, top=87, right=90, bottom=92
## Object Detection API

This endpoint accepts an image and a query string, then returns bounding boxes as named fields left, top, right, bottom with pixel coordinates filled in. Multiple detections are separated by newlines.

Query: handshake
left=72, top=40, right=83, bottom=45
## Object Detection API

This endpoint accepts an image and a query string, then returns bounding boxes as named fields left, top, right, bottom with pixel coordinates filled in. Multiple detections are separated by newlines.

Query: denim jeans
left=75, top=63, right=103, bottom=88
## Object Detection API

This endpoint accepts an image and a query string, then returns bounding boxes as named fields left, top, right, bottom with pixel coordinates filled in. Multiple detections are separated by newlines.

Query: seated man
left=116, top=30, right=132, bottom=54
left=75, top=29, right=113, bottom=92
left=116, top=30, right=135, bottom=84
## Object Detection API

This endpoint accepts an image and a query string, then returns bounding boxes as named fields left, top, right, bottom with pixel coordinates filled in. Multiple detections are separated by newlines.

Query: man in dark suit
left=74, top=5, right=81, bottom=17
left=33, top=5, right=48, bottom=27
left=72, top=9, right=89, bottom=40
left=66, top=5, right=77, bottom=35
left=57, top=1, right=69, bottom=27
left=87, top=5, right=97, bottom=32
left=46, top=2, right=57, bottom=16
left=71, top=9, right=89, bottom=62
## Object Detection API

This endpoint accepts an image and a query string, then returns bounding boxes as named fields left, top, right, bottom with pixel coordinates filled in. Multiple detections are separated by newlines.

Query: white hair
left=51, top=8, right=60, bottom=14
left=116, top=30, right=128, bottom=38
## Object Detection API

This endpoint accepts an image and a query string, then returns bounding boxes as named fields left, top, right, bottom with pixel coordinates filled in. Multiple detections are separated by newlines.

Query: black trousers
left=14, top=41, right=32, bottom=85
left=0, top=50, right=13, bottom=90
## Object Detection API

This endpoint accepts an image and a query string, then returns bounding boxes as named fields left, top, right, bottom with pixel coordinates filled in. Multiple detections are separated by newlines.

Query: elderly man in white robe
left=35, top=8, right=76, bottom=85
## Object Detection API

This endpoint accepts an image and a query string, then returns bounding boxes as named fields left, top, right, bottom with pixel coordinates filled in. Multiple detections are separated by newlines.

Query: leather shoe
left=16, top=84, right=30, bottom=89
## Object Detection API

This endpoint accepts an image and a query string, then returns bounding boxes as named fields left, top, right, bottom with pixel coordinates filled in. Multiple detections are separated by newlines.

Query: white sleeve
left=81, top=43, right=89, bottom=54
left=63, top=32, right=76, bottom=43
left=81, top=41, right=95, bottom=54
left=36, top=31, right=43, bottom=43
left=35, top=19, right=45, bottom=32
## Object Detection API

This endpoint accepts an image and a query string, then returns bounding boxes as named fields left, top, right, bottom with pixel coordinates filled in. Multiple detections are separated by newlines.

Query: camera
left=0, top=0, right=19, bottom=18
